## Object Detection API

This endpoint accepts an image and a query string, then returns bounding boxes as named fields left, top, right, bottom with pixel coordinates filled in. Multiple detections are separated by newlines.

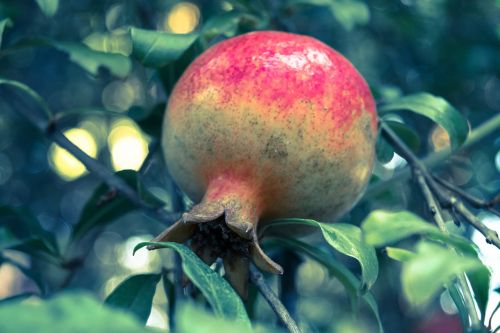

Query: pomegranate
left=152, top=31, right=377, bottom=296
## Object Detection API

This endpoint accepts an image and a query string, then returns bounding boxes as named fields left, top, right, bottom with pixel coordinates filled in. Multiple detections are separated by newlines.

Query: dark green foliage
left=105, top=273, right=162, bottom=324
left=0, top=1, right=498, bottom=332
left=134, top=242, right=251, bottom=327
left=72, top=170, right=163, bottom=240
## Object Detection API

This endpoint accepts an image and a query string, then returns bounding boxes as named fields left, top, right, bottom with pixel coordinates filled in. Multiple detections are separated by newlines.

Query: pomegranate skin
left=162, top=31, right=377, bottom=225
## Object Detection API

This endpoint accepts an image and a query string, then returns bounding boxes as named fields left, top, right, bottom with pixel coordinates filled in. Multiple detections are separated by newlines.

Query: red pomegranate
left=152, top=31, right=377, bottom=296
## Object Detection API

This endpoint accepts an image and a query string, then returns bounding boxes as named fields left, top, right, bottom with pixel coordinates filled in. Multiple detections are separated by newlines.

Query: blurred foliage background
left=0, top=0, right=499, bottom=332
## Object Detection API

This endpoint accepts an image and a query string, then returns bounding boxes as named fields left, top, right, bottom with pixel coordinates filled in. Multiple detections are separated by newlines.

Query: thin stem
left=249, top=266, right=302, bottom=333
left=414, top=169, right=446, bottom=230
left=433, top=177, right=500, bottom=216
left=415, top=170, right=482, bottom=328
left=381, top=122, right=483, bottom=330
left=381, top=122, right=500, bottom=249
left=9, top=91, right=180, bottom=228
left=426, top=179, right=500, bottom=249
left=367, top=113, right=500, bottom=198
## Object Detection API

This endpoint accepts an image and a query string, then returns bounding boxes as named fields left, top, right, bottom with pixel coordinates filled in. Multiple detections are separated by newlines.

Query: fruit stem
left=249, top=265, right=302, bottom=333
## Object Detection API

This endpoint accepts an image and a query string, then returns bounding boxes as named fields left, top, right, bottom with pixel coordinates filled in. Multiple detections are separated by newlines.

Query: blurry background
left=0, top=0, right=499, bottom=332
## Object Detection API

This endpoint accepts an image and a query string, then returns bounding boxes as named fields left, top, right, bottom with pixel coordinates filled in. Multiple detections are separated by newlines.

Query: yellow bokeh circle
left=108, top=119, right=149, bottom=171
left=165, top=2, right=200, bottom=34
left=49, top=128, right=98, bottom=181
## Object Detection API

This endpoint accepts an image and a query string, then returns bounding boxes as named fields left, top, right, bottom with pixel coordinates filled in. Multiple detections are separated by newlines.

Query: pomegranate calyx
left=148, top=200, right=283, bottom=297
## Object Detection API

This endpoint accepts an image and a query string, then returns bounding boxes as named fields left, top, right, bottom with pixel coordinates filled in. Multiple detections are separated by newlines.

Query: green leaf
left=0, top=292, right=160, bottom=333
left=35, top=0, right=59, bottom=17
left=128, top=104, right=165, bottom=138
left=72, top=170, right=163, bottom=240
left=176, top=303, right=278, bottom=333
left=385, top=120, right=421, bottom=153
left=288, top=0, right=370, bottom=30
left=202, top=12, right=241, bottom=39
left=0, top=77, right=53, bottom=119
left=0, top=205, right=59, bottom=259
left=2, top=38, right=131, bottom=77
left=385, top=247, right=415, bottom=262
left=468, top=264, right=491, bottom=320
left=8, top=238, right=60, bottom=263
left=361, top=210, right=436, bottom=247
left=0, top=18, right=12, bottom=49
left=134, top=242, right=250, bottom=327
left=83, top=31, right=132, bottom=56
left=270, top=237, right=383, bottom=333
left=129, top=27, right=199, bottom=68
left=266, top=219, right=378, bottom=289
left=105, top=273, right=161, bottom=324
left=360, top=210, right=480, bottom=256
left=379, top=93, right=469, bottom=149
left=329, top=0, right=370, bottom=31
left=375, top=136, right=394, bottom=164
left=401, top=241, right=489, bottom=306
left=51, top=41, right=131, bottom=77
left=447, top=284, right=469, bottom=329
left=202, top=12, right=254, bottom=40
left=375, top=120, right=420, bottom=164
left=271, top=237, right=361, bottom=292
left=158, top=40, right=202, bottom=93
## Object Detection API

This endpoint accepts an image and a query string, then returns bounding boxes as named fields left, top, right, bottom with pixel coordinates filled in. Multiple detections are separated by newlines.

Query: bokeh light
left=430, top=125, right=450, bottom=151
left=383, top=153, right=407, bottom=170
left=297, top=259, right=327, bottom=296
left=101, top=80, right=138, bottom=112
left=165, top=2, right=200, bottom=34
left=83, top=29, right=132, bottom=56
left=118, top=235, right=158, bottom=270
left=221, top=1, right=234, bottom=11
left=49, top=128, right=98, bottom=181
left=147, top=307, right=168, bottom=330
left=495, top=150, right=500, bottom=172
left=108, top=119, right=149, bottom=171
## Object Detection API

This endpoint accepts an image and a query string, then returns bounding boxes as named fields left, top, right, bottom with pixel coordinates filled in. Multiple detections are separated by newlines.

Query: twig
left=249, top=266, right=302, bottom=333
left=425, top=179, right=500, bottom=248
left=433, top=176, right=500, bottom=216
left=367, top=113, right=500, bottom=198
left=380, top=122, right=500, bottom=249
left=380, top=122, right=483, bottom=330
left=414, top=169, right=482, bottom=329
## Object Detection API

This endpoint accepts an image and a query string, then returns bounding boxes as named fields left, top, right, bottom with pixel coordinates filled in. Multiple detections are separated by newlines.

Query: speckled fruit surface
left=156, top=31, right=377, bottom=296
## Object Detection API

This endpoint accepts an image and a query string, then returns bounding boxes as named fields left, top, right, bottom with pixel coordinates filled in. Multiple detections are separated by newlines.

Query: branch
left=367, top=113, right=500, bottom=198
left=9, top=90, right=179, bottom=228
left=249, top=266, right=302, bottom=333
left=380, top=122, right=500, bottom=249
left=380, top=122, right=483, bottom=330
left=433, top=176, right=500, bottom=216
